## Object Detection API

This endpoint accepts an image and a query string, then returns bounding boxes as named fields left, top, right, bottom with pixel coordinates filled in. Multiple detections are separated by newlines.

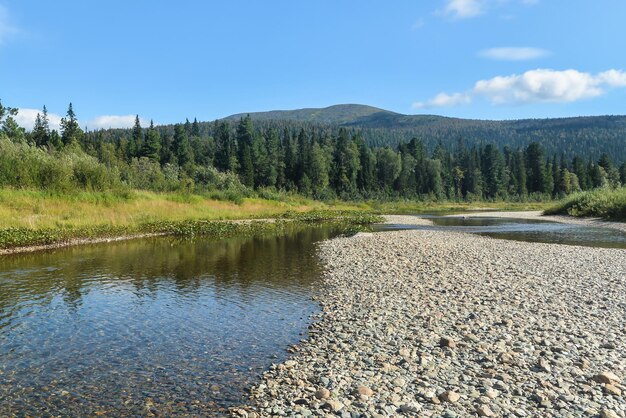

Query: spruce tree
left=60, top=103, right=83, bottom=146
left=236, top=116, right=255, bottom=187
left=172, top=124, right=194, bottom=169
left=141, top=120, right=161, bottom=161
left=32, top=105, right=50, bottom=147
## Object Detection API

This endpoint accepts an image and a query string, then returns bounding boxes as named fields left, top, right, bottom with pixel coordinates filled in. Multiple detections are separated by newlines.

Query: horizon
left=2, top=1, right=625, bottom=130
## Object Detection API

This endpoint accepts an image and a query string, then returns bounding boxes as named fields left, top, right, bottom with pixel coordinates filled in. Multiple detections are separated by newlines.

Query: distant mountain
left=224, top=104, right=400, bottom=125
left=224, top=104, right=626, bottom=163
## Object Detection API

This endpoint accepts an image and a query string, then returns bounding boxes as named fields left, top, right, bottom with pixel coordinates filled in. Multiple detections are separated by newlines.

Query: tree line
left=2, top=101, right=625, bottom=200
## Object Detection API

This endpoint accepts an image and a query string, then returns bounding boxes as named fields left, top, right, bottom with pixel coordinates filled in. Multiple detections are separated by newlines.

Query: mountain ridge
left=224, top=103, right=626, bottom=127
left=220, top=104, right=626, bottom=163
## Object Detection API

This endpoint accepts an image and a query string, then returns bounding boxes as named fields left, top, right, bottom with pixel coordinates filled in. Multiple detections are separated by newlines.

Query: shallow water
left=0, top=226, right=342, bottom=416
left=377, top=215, right=626, bottom=249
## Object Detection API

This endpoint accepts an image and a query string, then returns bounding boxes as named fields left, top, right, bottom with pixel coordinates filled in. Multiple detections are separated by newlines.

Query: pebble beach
left=240, top=214, right=626, bottom=418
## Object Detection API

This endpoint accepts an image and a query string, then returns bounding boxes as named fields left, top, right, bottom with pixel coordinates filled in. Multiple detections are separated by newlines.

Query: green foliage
left=60, top=103, right=84, bottom=146
left=545, top=187, right=626, bottom=221
left=0, top=100, right=622, bottom=208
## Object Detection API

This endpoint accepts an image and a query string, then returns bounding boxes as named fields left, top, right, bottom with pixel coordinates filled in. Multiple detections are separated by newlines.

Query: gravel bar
left=241, top=225, right=626, bottom=418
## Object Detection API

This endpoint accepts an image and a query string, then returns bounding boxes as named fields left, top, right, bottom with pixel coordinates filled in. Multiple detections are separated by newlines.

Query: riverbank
left=244, top=219, right=626, bottom=417
left=0, top=212, right=382, bottom=256
left=0, top=187, right=551, bottom=253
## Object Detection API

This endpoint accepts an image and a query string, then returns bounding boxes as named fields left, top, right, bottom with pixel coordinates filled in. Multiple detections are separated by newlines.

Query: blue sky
left=1, top=0, right=626, bottom=130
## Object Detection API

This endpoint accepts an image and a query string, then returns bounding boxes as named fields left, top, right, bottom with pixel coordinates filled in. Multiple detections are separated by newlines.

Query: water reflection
left=0, top=226, right=341, bottom=416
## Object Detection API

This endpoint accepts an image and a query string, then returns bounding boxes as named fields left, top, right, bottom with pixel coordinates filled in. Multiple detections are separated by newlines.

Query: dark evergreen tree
left=525, top=142, right=546, bottom=194
left=32, top=106, right=50, bottom=147
left=141, top=120, right=161, bottom=161
left=60, top=103, right=83, bottom=146
left=236, top=116, right=255, bottom=187
left=172, top=123, right=194, bottom=169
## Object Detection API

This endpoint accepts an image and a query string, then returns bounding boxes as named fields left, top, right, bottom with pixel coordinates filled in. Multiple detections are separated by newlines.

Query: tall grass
left=545, top=187, right=626, bottom=221
left=0, top=188, right=340, bottom=230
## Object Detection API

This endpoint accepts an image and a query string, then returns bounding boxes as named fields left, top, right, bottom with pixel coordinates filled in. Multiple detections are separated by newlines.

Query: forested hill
left=223, top=104, right=626, bottom=163
left=224, top=104, right=398, bottom=125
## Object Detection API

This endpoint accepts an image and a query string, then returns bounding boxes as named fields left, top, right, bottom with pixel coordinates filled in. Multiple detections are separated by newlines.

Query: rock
left=399, top=403, right=421, bottom=414
left=353, top=385, right=374, bottom=397
left=600, top=410, right=619, bottom=418
left=593, top=371, right=621, bottom=385
left=323, top=400, right=343, bottom=412
left=439, top=336, right=456, bottom=348
left=314, top=388, right=331, bottom=400
left=439, top=390, right=460, bottom=403
left=485, top=388, right=499, bottom=399
left=499, top=352, right=516, bottom=365
left=245, top=224, right=626, bottom=416
left=476, top=405, right=494, bottom=417
left=537, top=358, right=551, bottom=372
left=284, top=360, right=297, bottom=368
left=604, top=384, right=621, bottom=396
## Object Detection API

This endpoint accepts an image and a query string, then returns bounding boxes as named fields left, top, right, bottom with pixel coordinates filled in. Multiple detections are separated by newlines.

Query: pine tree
left=191, top=118, right=200, bottom=137
left=172, top=123, right=194, bottom=169
left=60, top=103, right=83, bottom=146
left=32, top=105, right=50, bottom=147
left=525, top=142, right=546, bottom=194
left=131, top=115, right=143, bottom=154
left=236, top=116, right=255, bottom=187
left=141, top=120, right=161, bottom=161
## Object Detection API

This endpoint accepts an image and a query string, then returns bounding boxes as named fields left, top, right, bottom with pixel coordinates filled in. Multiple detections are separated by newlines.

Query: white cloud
left=413, top=92, right=471, bottom=109
left=0, top=5, right=18, bottom=44
left=14, top=109, right=151, bottom=131
left=443, top=0, right=485, bottom=19
left=14, top=108, right=63, bottom=131
left=479, top=47, right=549, bottom=61
left=85, top=115, right=149, bottom=130
left=439, top=0, right=539, bottom=21
left=414, top=68, right=626, bottom=108
left=473, top=69, right=614, bottom=104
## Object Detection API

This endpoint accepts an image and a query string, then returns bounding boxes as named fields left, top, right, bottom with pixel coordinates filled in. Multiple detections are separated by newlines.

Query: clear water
left=376, top=215, right=626, bottom=249
left=0, top=226, right=343, bottom=416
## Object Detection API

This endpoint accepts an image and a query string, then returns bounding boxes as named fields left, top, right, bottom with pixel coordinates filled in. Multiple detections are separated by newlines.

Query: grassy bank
left=0, top=187, right=554, bottom=251
left=368, top=200, right=550, bottom=214
left=545, top=187, right=626, bottom=221
left=0, top=188, right=381, bottom=250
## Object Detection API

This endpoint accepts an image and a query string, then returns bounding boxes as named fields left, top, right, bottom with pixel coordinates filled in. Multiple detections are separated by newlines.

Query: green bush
left=545, top=187, right=626, bottom=221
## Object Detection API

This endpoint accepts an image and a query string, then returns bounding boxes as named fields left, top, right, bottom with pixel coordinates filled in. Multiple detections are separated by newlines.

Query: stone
left=353, top=385, right=374, bottom=397
left=600, top=410, right=619, bottom=418
left=439, top=390, right=460, bottom=403
left=399, top=403, right=421, bottom=413
left=476, top=405, right=494, bottom=417
left=593, top=371, right=621, bottom=385
left=499, top=352, right=516, bottom=365
left=604, top=384, right=621, bottom=396
left=323, top=400, right=344, bottom=412
left=485, top=388, right=499, bottom=399
left=315, top=388, right=331, bottom=400
left=538, top=358, right=551, bottom=372
left=439, top=336, right=456, bottom=348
